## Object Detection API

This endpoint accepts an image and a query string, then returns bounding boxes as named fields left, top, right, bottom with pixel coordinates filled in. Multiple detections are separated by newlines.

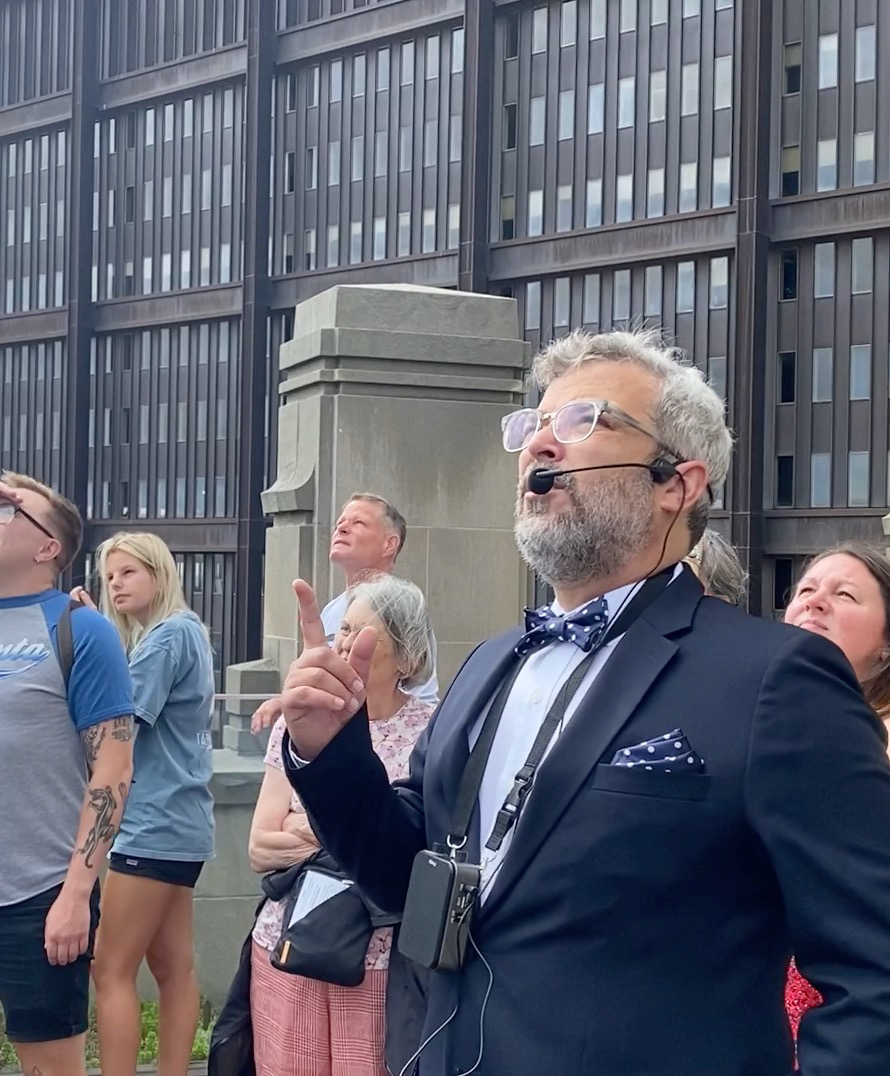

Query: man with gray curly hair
left=276, top=326, right=890, bottom=1076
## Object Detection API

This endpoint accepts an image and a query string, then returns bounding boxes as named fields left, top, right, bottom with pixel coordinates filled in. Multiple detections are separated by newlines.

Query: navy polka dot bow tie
left=515, top=597, right=609, bottom=657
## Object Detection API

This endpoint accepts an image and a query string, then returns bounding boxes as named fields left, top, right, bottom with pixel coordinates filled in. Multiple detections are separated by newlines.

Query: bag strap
left=57, top=599, right=82, bottom=692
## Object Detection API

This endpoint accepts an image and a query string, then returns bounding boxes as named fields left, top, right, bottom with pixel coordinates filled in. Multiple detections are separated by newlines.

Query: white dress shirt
left=474, top=567, right=681, bottom=896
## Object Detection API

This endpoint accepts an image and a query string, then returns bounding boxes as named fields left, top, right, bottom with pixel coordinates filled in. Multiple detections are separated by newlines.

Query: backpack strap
left=57, top=599, right=82, bottom=692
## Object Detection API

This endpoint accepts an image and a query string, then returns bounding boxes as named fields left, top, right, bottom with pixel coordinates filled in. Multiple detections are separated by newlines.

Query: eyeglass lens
left=503, top=401, right=600, bottom=451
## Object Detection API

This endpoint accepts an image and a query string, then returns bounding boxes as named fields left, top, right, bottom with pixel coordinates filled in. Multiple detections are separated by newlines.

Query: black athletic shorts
left=108, top=852, right=204, bottom=889
left=0, top=881, right=100, bottom=1043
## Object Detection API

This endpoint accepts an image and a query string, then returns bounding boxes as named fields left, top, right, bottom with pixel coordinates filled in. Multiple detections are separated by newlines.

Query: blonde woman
left=71, top=532, right=215, bottom=1076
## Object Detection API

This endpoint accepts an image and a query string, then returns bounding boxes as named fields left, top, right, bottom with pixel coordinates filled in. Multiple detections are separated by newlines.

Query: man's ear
left=383, top=531, right=401, bottom=561
left=35, top=538, right=62, bottom=565
left=674, top=460, right=710, bottom=511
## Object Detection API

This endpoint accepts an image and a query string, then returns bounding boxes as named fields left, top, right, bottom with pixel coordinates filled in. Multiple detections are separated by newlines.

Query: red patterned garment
left=785, top=959, right=823, bottom=1039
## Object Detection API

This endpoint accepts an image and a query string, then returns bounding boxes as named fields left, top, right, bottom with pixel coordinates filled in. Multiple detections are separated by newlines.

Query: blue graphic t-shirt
left=0, top=589, right=134, bottom=905
left=113, top=611, right=216, bottom=862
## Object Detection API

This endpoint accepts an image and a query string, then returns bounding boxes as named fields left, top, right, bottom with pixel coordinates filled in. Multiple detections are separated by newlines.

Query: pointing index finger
left=293, top=579, right=328, bottom=650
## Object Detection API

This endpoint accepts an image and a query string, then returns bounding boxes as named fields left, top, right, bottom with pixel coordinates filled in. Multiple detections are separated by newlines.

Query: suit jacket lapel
left=481, top=569, right=703, bottom=918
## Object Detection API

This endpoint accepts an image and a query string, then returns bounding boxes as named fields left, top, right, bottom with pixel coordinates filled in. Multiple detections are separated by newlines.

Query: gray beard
left=514, top=469, right=657, bottom=587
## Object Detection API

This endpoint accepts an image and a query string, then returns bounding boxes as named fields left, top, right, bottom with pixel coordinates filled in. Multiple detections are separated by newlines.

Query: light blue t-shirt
left=113, top=611, right=215, bottom=863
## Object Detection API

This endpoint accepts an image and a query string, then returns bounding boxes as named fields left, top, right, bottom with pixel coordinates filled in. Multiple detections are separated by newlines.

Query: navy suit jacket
left=285, top=568, right=890, bottom=1075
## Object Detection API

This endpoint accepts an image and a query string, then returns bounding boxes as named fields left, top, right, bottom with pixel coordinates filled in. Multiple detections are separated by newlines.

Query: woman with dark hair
left=782, top=541, right=890, bottom=1042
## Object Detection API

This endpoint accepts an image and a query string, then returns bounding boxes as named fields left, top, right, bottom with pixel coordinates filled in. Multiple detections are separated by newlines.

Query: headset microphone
left=526, top=460, right=677, bottom=496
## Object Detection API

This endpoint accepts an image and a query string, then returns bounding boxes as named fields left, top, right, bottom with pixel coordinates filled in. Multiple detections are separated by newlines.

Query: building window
left=619, top=0, right=635, bottom=32
left=854, top=132, right=875, bottom=186
left=526, top=281, right=541, bottom=330
left=781, top=145, right=800, bottom=197
left=709, top=257, right=729, bottom=309
left=712, top=156, right=731, bottom=207
left=447, top=204, right=459, bottom=249
left=588, top=84, right=604, bottom=134
left=783, top=43, right=801, bottom=94
left=812, top=347, right=833, bottom=402
left=814, top=243, right=835, bottom=298
left=352, top=135, right=365, bottom=180
left=373, top=217, right=386, bottom=260
left=586, top=179, right=602, bottom=227
left=398, top=211, right=411, bottom=256
left=810, top=453, right=831, bottom=508
left=708, top=355, right=727, bottom=403
left=558, top=90, right=574, bottom=140
left=683, top=0, right=700, bottom=14
left=401, top=42, right=414, bottom=84
left=501, top=196, right=515, bottom=240
left=330, top=59, right=343, bottom=102
left=377, top=47, right=391, bottom=90
left=618, top=76, right=635, bottom=128
left=532, top=7, right=548, bottom=53
left=425, top=36, right=439, bottom=80
left=308, top=66, right=320, bottom=107
left=304, top=229, right=316, bottom=271
left=816, top=138, right=837, bottom=192
left=778, top=351, right=796, bottom=403
left=556, top=185, right=572, bottom=231
left=353, top=53, right=366, bottom=96
left=616, top=173, right=633, bottom=222
left=422, top=208, right=435, bottom=252
left=583, top=273, right=600, bottom=323
left=780, top=250, right=798, bottom=300
left=848, top=452, right=870, bottom=507
left=505, top=14, right=519, bottom=57
left=856, top=25, right=876, bottom=82
left=679, top=162, right=697, bottom=212
left=773, top=558, right=793, bottom=610
left=423, top=121, right=437, bottom=166
left=676, top=261, right=695, bottom=313
left=647, top=168, right=664, bottom=217
left=554, top=277, right=570, bottom=327
left=714, top=56, right=732, bottom=110
left=530, top=97, right=545, bottom=145
left=776, top=455, right=794, bottom=507
left=681, top=63, right=699, bottom=115
left=327, top=225, right=339, bottom=267
left=644, top=266, right=662, bottom=317
left=560, top=1, right=577, bottom=47
left=528, top=189, right=543, bottom=236
left=375, top=131, right=388, bottom=176
left=651, top=0, right=667, bottom=25
left=350, top=221, right=362, bottom=264
left=399, top=126, right=413, bottom=170
left=329, top=140, right=341, bottom=185
left=852, top=237, right=873, bottom=293
left=612, top=269, right=631, bottom=323
left=306, top=146, right=318, bottom=189
left=818, top=33, right=838, bottom=89
left=850, top=345, right=872, bottom=399
left=649, top=70, right=666, bottom=122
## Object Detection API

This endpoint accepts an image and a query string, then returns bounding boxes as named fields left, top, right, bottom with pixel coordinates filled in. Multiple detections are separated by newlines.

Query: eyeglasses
left=501, top=399, right=674, bottom=456
left=0, top=501, right=58, bottom=542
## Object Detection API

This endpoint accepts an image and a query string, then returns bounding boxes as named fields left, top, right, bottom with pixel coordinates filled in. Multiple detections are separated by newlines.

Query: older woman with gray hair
left=684, top=527, right=748, bottom=606
left=247, top=575, right=435, bottom=1076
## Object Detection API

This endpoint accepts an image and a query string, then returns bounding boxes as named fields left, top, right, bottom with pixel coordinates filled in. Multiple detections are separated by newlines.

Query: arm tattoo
left=80, top=724, right=106, bottom=769
left=111, top=716, right=134, bottom=742
left=77, top=785, right=119, bottom=869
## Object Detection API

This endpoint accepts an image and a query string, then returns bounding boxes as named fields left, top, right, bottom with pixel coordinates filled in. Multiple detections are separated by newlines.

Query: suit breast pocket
left=589, top=762, right=711, bottom=802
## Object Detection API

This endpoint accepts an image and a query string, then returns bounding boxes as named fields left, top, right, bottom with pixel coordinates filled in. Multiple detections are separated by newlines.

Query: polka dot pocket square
left=610, top=729, right=705, bottom=773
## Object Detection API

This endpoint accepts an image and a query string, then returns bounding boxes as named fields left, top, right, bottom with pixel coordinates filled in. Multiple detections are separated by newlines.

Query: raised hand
left=279, top=580, right=378, bottom=761
left=69, top=585, right=97, bottom=611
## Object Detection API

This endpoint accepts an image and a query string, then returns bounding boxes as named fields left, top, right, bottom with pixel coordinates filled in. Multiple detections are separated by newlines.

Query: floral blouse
left=252, top=698, right=434, bottom=971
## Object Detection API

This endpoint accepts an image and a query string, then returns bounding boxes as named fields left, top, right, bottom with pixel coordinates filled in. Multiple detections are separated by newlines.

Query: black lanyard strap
left=445, top=567, right=676, bottom=856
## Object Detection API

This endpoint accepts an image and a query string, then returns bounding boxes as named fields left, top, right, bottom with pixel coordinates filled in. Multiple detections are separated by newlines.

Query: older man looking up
left=320, top=493, right=438, bottom=704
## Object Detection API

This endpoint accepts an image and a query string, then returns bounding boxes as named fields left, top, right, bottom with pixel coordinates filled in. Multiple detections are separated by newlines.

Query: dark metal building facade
left=1, top=0, right=888, bottom=674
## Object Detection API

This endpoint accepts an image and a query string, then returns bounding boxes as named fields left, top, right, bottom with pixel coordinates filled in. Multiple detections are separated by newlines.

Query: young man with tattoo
left=0, top=473, right=134, bottom=1076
